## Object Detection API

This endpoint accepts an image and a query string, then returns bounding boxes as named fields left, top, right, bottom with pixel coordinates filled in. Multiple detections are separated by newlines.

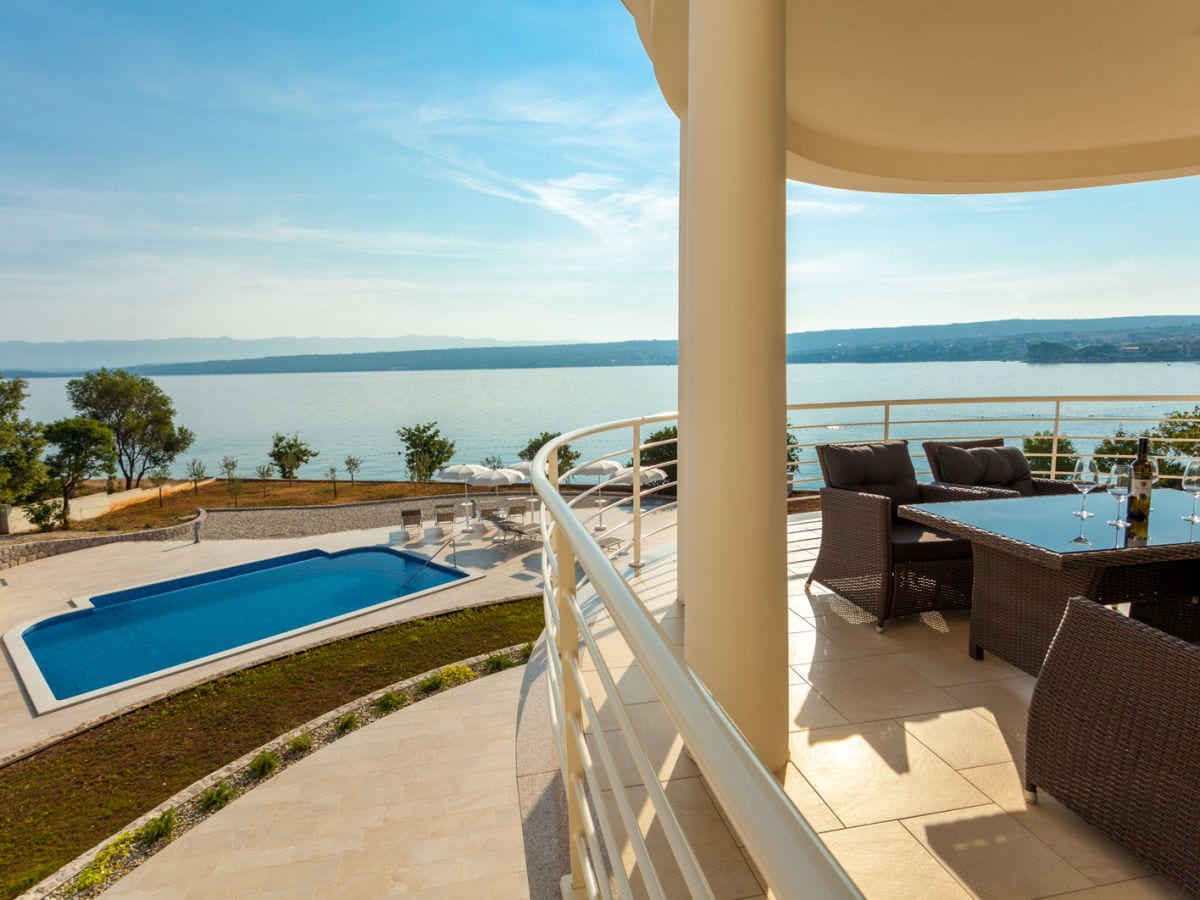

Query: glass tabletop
left=908, top=489, right=1200, bottom=555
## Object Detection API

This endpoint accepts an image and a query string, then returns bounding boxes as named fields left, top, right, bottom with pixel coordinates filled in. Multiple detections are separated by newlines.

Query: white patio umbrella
left=467, top=467, right=526, bottom=498
left=575, top=458, right=625, bottom=531
left=609, top=466, right=669, bottom=486
left=439, top=463, right=490, bottom=531
left=510, top=460, right=537, bottom=496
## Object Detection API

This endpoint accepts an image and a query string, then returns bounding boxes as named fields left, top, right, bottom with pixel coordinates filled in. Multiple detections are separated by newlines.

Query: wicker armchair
left=807, top=440, right=983, bottom=631
left=1025, top=598, right=1200, bottom=894
left=922, top=438, right=1078, bottom=498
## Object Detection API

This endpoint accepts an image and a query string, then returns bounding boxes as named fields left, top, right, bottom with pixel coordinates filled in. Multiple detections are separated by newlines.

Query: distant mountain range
left=4, top=316, right=1200, bottom=378
left=0, top=335, right=561, bottom=374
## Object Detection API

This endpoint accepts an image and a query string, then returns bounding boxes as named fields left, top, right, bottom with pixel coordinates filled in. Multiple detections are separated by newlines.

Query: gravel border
left=22, top=643, right=532, bottom=899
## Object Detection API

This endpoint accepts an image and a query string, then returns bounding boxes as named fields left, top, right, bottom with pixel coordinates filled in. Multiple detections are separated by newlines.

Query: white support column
left=676, top=111, right=689, bottom=606
left=681, top=0, right=788, bottom=770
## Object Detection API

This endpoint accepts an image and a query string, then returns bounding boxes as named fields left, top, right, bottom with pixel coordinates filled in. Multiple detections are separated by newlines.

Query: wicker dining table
left=900, top=490, right=1200, bottom=675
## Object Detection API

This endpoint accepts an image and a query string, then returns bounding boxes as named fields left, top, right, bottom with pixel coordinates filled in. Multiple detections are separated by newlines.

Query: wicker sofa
left=1025, top=597, right=1200, bottom=894
left=923, top=438, right=1078, bottom=498
left=807, top=440, right=983, bottom=631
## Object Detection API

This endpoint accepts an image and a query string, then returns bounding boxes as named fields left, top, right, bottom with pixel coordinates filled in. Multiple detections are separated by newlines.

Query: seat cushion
left=820, top=440, right=920, bottom=507
left=892, top=522, right=973, bottom=563
left=937, top=444, right=1036, bottom=496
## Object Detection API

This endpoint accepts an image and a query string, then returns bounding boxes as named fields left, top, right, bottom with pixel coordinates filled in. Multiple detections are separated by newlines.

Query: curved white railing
left=532, top=414, right=860, bottom=900
left=531, top=394, right=1200, bottom=898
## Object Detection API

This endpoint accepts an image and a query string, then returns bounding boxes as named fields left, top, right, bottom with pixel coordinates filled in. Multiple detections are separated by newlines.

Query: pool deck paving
left=0, top=522, right=545, bottom=762
left=102, top=666, right=530, bottom=899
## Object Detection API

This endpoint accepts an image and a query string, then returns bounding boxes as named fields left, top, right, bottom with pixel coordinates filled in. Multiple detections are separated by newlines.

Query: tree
left=480, top=454, right=505, bottom=469
left=518, top=432, right=580, bottom=477
left=0, top=374, right=47, bottom=508
left=326, top=466, right=338, bottom=499
left=1150, top=404, right=1200, bottom=479
left=397, top=422, right=455, bottom=482
left=343, top=456, right=362, bottom=485
left=184, top=459, right=208, bottom=495
left=43, top=417, right=117, bottom=527
left=1023, top=431, right=1079, bottom=479
left=254, top=463, right=275, bottom=498
left=66, top=368, right=194, bottom=490
left=635, top=426, right=678, bottom=486
left=220, top=456, right=238, bottom=480
left=269, top=433, right=318, bottom=484
left=1093, top=426, right=1142, bottom=474
left=226, top=476, right=244, bottom=508
left=149, top=465, right=171, bottom=507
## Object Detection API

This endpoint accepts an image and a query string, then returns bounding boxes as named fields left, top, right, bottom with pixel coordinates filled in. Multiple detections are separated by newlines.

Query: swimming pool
left=5, top=546, right=476, bottom=714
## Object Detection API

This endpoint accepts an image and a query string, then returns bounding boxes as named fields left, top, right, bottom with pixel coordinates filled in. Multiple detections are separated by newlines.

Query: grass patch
left=371, top=691, right=407, bottom=715
left=197, top=780, right=235, bottom=814
left=134, top=808, right=176, bottom=846
left=483, top=652, right=516, bottom=673
left=285, top=732, right=313, bottom=756
left=248, top=750, right=280, bottom=780
left=0, top=597, right=542, bottom=899
left=333, top=713, right=359, bottom=736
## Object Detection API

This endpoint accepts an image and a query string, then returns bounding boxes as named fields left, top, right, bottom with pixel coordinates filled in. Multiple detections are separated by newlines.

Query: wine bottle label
left=1128, top=477, right=1152, bottom=522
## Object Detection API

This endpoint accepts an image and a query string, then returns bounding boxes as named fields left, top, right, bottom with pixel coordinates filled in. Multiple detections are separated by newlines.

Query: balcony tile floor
left=576, top=514, right=1188, bottom=898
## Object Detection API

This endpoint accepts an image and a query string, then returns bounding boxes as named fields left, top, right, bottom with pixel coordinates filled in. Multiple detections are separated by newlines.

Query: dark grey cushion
left=892, top=522, right=973, bottom=563
left=938, top=444, right=1036, bottom=496
left=820, top=441, right=920, bottom=507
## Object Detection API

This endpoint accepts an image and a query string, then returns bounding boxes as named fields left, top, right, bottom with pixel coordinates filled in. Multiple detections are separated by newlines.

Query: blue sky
left=3, top=1, right=1199, bottom=344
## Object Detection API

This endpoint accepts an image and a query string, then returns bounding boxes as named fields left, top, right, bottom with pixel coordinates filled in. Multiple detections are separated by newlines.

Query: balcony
left=529, top=396, right=1199, bottom=898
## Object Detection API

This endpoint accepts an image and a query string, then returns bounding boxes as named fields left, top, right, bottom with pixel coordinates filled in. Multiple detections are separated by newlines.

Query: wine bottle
left=1128, top=436, right=1153, bottom=526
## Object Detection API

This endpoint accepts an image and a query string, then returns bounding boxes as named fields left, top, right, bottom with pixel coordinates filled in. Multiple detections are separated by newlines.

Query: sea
left=15, top=361, right=1200, bottom=482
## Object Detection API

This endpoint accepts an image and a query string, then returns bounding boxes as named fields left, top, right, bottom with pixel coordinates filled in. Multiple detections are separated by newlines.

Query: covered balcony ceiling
left=624, top=0, right=1200, bottom=192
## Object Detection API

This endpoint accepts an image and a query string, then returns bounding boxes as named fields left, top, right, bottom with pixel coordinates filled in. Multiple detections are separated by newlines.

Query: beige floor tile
left=943, top=676, right=1037, bottom=757
left=890, top=645, right=1023, bottom=687
left=601, top=778, right=762, bottom=900
left=181, top=869, right=270, bottom=899
left=1049, top=877, right=1191, bottom=898
left=787, top=629, right=853, bottom=666
left=820, top=821, right=971, bottom=899
left=901, top=708, right=1020, bottom=770
left=586, top=699, right=698, bottom=790
left=788, top=721, right=989, bottom=827
left=779, top=763, right=844, bottom=833
left=386, top=858, right=465, bottom=893
left=580, top=664, right=660, bottom=732
left=788, top=682, right=850, bottom=731
left=811, top=614, right=948, bottom=656
left=961, top=761, right=1155, bottom=884
left=259, top=859, right=341, bottom=894
left=902, top=803, right=1092, bottom=899
left=442, top=870, right=531, bottom=899
left=800, top=655, right=962, bottom=724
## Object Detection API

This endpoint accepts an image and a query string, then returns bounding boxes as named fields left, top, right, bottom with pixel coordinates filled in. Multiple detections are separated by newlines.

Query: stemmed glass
left=1182, top=460, right=1200, bottom=524
left=1071, top=459, right=1099, bottom=518
left=1106, top=464, right=1131, bottom=527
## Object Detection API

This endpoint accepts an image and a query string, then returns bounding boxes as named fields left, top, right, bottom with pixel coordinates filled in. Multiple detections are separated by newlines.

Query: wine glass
left=1071, top=459, right=1099, bottom=518
left=1182, top=459, right=1200, bottom=524
left=1106, top=464, right=1131, bottom=527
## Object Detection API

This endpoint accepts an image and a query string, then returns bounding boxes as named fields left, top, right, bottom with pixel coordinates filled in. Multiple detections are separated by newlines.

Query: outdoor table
left=900, top=491, right=1200, bottom=675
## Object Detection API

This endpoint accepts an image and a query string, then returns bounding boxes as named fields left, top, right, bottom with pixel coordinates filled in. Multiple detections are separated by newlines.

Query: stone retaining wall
left=199, top=496, right=518, bottom=540
left=0, top=513, right=203, bottom=572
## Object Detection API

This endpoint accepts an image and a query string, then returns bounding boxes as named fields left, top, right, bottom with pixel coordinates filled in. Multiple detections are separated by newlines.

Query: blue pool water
left=21, top=547, right=466, bottom=702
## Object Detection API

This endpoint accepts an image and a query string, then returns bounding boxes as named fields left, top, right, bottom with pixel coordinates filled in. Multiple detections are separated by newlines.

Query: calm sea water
left=16, top=361, right=1199, bottom=481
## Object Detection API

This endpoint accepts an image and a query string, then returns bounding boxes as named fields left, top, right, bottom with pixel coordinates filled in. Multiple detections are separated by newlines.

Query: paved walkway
left=104, top=667, right=530, bottom=899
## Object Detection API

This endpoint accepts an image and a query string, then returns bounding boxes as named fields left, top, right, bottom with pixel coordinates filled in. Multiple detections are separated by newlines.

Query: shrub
left=371, top=690, right=407, bottom=714
left=135, top=808, right=176, bottom=845
left=334, top=713, right=359, bottom=735
left=520, top=641, right=534, bottom=662
left=71, top=833, right=134, bottom=890
left=248, top=750, right=281, bottom=779
left=198, top=779, right=235, bottom=813
left=483, top=653, right=515, bottom=673
left=22, top=499, right=63, bottom=532
left=420, top=664, right=476, bottom=694
left=286, top=732, right=313, bottom=756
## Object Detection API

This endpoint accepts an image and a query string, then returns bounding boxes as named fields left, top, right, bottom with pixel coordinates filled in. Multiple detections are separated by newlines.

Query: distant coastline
left=5, top=315, right=1200, bottom=377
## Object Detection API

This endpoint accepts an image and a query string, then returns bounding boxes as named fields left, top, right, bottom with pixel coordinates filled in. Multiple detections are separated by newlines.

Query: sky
left=3, top=0, right=1199, bottom=345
